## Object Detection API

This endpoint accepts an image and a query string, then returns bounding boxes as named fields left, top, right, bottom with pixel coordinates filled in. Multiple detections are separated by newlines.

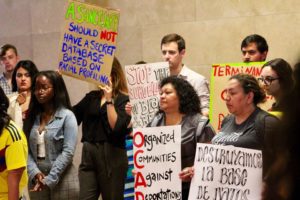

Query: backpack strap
left=254, top=110, right=278, bottom=143
left=255, top=111, right=268, bottom=139
left=194, top=116, right=215, bottom=144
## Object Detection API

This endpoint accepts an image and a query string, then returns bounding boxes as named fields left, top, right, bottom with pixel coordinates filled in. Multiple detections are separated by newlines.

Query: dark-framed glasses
left=257, top=76, right=279, bottom=86
left=34, top=86, right=53, bottom=93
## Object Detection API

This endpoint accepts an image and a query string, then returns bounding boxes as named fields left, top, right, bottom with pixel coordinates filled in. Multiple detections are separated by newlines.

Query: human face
left=16, top=67, right=31, bottom=92
left=259, top=66, right=280, bottom=97
left=224, top=79, right=253, bottom=115
left=159, top=83, right=180, bottom=114
left=161, top=42, right=185, bottom=71
left=241, top=43, right=267, bottom=62
left=0, top=49, right=19, bottom=72
left=34, top=75, right=54, bottom=104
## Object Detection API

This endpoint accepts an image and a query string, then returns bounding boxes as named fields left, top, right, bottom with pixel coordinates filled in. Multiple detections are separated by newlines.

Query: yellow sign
left=209, top=62, right=274, bottom=131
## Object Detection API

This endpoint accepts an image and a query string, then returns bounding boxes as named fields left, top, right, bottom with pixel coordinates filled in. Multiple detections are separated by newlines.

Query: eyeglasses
left=34, top=86, right=53, bottom=93
left=257, top=76, right=279, bottom=86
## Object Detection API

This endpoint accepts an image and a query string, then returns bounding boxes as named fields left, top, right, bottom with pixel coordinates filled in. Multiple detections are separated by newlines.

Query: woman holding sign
left=211, top=73, right=279, bottom=175
left=147, top=76, right=215, bottom=200
left=73, top=57, right=132, bottom=200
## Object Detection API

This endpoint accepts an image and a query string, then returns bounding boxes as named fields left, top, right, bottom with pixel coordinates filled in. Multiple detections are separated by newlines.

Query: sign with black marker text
left=133, top=125, right=182, bottom=200
left=189, top=143, right=262, bottom=200
left=125, top=62, right=169, bottom=128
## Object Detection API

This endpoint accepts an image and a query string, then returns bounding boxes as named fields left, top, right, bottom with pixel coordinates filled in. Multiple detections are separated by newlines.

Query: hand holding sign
left=58, top=0, right=120, bottom=85
left=179, top=166, right=195, bottom=182
left=98, top=80, right=113, bottom=101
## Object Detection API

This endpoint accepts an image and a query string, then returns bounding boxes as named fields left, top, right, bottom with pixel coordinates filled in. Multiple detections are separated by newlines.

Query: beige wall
left=1, top=0, right=300, bottom=101
left=1, top=0, right=300, bottom=166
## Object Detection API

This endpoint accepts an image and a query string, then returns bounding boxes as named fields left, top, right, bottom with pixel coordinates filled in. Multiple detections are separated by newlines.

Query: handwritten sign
left=209, top=62, right=274, bottom=131
left=125, top=62, right=169, bottom=128
left=189, top=143, right=262, bottom=200
left=58, top=0, right=119, bottom=85
left=133, top=125, right=182, bottom=200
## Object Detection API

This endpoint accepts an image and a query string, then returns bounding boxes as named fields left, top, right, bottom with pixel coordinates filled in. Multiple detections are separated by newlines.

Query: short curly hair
left=229, top=73, right=266, bottom=105
left=159, top=76, right=200, bottom=115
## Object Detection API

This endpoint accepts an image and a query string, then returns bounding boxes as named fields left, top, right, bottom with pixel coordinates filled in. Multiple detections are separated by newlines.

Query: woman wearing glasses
left=24, top=71, right=79, bottom=199
left=259, top=58, right=294, bottom=112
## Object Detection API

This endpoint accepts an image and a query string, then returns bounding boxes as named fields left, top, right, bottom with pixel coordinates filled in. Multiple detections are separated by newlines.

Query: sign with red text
left=209, top=62, right=274, bottom=131
left=58, top=0, right=119, bottom=85
left=133, top=125, right=182, bottom=200
left=188, top=143, right=263, bottom=200
left=125, top=62, right=169, bottom=128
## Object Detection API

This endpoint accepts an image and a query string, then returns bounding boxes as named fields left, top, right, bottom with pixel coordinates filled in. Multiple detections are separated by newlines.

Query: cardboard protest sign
left=125, top=62, right=169, bottom=128
left=58, top=0, right=119, bottom=85
left=189, top=143, right=263, bottom=200
left=209, top=62, right=274, bottom=131
left=133, top=125, right=182, bottom=200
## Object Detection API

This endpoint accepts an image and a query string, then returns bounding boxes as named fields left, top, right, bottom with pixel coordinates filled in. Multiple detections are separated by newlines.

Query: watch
left=106, top=100, right=114, bottom=105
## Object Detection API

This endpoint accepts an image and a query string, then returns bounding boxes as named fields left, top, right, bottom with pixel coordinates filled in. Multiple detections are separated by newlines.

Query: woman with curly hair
left=147, top=76, right=215, bottom=200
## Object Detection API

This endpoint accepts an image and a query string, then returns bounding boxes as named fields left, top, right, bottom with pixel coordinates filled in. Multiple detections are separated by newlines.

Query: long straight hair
left=110, top=57, right=128, bottom=97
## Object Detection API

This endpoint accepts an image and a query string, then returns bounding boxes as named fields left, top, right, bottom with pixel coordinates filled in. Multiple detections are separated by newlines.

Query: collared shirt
left=178, top=65, right=210, bottom=113
left=0, top=121, right=28, bottom=200
left=0, top=73, right=12, bottom=95
left=27, top=107, right=78, bottom=189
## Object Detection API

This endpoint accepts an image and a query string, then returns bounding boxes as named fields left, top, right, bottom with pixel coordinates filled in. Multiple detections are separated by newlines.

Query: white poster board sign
left=133, top=125, right=182, bottom=200
left=125, top=62, right=169, bottom=128
left=189, top=143, right=263, bottom=200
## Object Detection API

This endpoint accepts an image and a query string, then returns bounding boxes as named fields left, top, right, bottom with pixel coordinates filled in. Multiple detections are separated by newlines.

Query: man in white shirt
left=0, top=44, right=20, bottom=95
left=161, top=33, right=210, bottom=116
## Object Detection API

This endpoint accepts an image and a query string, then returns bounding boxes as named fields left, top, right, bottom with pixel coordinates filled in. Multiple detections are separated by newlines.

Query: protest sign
left=189, top=143, right=263, bottom=200
left=133, top=125, right=182, bottom=200
left=209, top=62, right=274, bottom=131
left=58, top=0, right=119, bottom=85
left=125, top=62, right=169, bottom=128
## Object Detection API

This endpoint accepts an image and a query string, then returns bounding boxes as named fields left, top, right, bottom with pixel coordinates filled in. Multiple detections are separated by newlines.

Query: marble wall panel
left=196, top=0, right=300, bottom=20
left=0, top=0, right=32, bottom=38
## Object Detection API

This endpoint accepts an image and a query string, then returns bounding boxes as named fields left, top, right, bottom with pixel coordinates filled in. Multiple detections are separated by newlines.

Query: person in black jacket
left=147, top=76, right=215, bottom=200
left=73, top=57, right=131, bottom=200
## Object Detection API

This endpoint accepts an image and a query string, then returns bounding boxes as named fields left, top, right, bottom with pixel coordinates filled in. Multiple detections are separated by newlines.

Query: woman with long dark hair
left=24, top=70, right=78, bottom=199
left=8, top=60, right=39, bottom=128
left=259, top=58, right=294, bottom=112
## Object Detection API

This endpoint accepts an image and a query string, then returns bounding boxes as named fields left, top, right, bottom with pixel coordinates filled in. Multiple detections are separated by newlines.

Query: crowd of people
left=0, top=32, right=299, bottom=200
